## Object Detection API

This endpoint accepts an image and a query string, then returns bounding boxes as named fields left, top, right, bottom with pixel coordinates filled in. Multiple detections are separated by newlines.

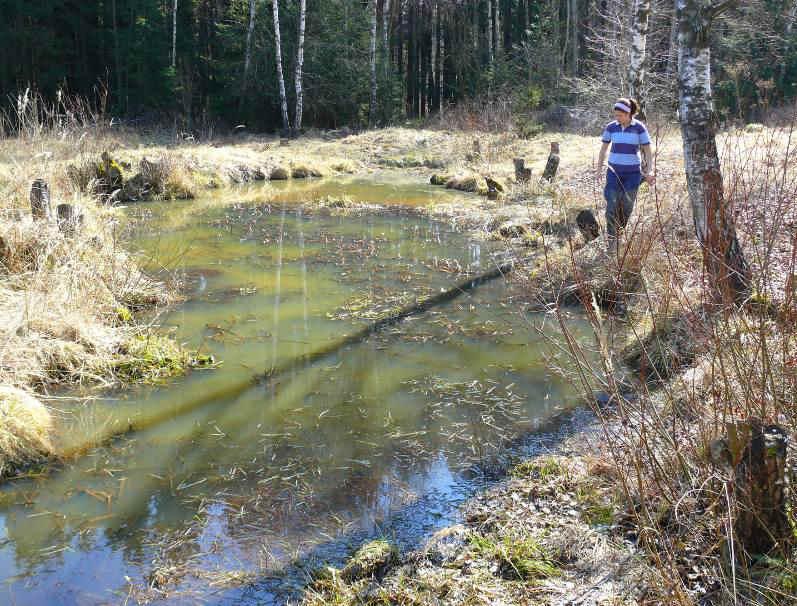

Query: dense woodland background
left=0, top=0, right=796, bottom=133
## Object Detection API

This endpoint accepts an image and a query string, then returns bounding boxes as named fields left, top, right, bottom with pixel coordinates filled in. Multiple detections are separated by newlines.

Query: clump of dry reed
left=0, top=385, right=53, bottom=479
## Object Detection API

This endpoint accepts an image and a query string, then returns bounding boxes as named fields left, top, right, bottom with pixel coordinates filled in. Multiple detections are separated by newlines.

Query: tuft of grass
left=469, top=533, right=560, bottom=581
left=340, top=539, right=399, bottom=582
left=114, top=334, right=192, bottom=384
left=511, top=456, right=567, bottom=481
left=0, top=385, right=53, bottom=480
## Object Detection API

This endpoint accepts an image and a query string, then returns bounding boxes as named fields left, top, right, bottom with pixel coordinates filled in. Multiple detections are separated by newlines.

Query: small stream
left=0, top=175, right=591, bottom=605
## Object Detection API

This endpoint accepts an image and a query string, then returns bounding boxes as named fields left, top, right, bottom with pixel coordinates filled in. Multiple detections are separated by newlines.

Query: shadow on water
left=0, top=176, right=594, bottom=605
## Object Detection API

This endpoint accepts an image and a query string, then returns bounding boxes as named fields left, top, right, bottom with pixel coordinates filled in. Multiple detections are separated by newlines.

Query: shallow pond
left=0, top=175, right=590, bottom=605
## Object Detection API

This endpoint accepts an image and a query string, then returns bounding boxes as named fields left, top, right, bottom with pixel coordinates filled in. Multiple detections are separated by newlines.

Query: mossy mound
left=429, top=173, right=451, bottom=186
left=269, top=166, right=290, bottom=180
left=340, top=539, right=399, bottom=582
left=114, top=335, right=192, bottom=384
left=0, top=386, right=53, bottom=480
left=445, top=174, right=488, bottom=195
left=291, top=165, right=324, bottom=179
left=622, top=314, right=697, bottom=383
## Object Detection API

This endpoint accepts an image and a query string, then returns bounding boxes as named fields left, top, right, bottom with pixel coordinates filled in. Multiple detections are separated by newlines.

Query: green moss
left=469, top=533, right=559, bottom=581
left=511, top=456, right=566, bottom=480
left=114, top=334, right=191, bottom=384
left=115, top=306, right=133, bottom=324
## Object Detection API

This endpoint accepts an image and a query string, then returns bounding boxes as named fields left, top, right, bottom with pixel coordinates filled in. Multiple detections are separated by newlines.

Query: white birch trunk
left=666, top=0, right=678, bottom=75
left=781, top=0, right=797, bottom=85
left=294, top=0, right=307, bottom=132
left=431, top=1, right=437, bottom=111
left=629, top=0, right=651, bottom=109
left=439, top=18, right=444, bottom=114
left=172, top=0, right=178, bottom=69
left=677, top=0, right=749, bottom=300
left=242, top=0, right=257, bottom=96
left=383, top=0, right=391, bottom=77
left=369, top=0, right=378, bottom=126
left=273, top=0, right=290, bottom=132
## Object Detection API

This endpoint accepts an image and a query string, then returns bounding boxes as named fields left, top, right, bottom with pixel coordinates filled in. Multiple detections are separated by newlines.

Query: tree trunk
left=677, top=0, right=750, bottom=304
left=571, top=0, right=579, bottom=74
left=382, top=0, right=391, bottom=77
left=629, top=0, right=651, bottom=113
left=242, top=0, right=257, bottom=99
left=666, top=0, right=678, bottom=76
left=487, top=0, right=495, bottom=66
left=111, top=0, right=122, bottom=108
left=780, top=0, right=797, bottom=90
left=272, top=0, right=290, bottom=133
left=294, top=0, right=307, bottom=133
left=172, top=0, right=178, bottom=69
left=369, top=0, right=378, bottom=126
left=439, top=10, right=445, bottom=114
left=431, top=1, right=438, bottom=113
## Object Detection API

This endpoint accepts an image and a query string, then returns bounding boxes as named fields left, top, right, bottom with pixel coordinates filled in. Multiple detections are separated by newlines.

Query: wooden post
left=732, top=419, right=792, bottom=558
left=576, top=209, right=600, bottom=242
left=513, top=158, right=531, bottom=182
left=542, top=142, right=560, bottom=182
left=30, top=179, right=51, bottom=220
left=56, top=204, right=84, bottom=236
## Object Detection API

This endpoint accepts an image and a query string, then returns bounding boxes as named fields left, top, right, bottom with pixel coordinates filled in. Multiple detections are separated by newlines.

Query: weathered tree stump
left=56, top=204, right=84, bottom=236
left=542, top=142, right=560, bottom=182
left=576, top=209, right=601, bottom=242
left=472, top=139, right=482, bottom=160
left=0, top=235, right=8, bottom=265
left=712, top=418, right=793, bottom=559
left=30, top=179, right=51, bottom=220
left=484, top=176, right=503, bottom=200
left=513, top=158, right=532, bottom=183
left=733, top=420, right=792, bottom=558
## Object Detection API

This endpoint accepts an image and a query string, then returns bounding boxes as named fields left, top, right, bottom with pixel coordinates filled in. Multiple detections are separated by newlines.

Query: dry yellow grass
left=0, top=385, right=53, bottom=478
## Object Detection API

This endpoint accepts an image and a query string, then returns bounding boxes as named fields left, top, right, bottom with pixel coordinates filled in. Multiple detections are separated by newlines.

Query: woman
left=597, top=97, right=655, bottom=255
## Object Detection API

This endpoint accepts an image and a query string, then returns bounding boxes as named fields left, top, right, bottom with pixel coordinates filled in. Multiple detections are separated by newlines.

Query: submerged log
left=513, top=158, right=532, bottom=183
left=56, top=204, right=84, bottom=236
left=30, top=179, right=51, bottom=220
left=542, top=142, right=560, bottom=182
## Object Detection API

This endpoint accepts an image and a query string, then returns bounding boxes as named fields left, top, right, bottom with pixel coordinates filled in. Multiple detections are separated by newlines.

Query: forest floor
left=2, top=122, right=795, bottom=604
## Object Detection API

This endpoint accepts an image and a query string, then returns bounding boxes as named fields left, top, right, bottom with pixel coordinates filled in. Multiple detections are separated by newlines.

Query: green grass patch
left=114, top=335, right=215, bottom=384
left=469, top=533, right=559, bottom=582
left=511, top=456, right=567, bottom=481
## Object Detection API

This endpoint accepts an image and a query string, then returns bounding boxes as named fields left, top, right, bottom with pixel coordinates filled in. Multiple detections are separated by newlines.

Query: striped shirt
left=601, top=119, right=651, bottom=174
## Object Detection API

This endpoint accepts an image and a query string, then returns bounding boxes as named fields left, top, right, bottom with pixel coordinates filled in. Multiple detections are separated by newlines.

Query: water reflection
left=0, top=178, right=589, bottom=604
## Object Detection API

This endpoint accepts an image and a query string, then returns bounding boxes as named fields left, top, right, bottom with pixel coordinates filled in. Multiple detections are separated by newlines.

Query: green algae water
left=0, top=175, right=590, bottom=605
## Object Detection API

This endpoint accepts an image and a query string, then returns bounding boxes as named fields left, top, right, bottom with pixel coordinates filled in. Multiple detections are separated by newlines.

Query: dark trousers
left=604, top=169, right=642, bottom=244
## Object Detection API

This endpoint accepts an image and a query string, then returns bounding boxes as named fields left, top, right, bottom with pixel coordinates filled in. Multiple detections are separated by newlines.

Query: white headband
left=614, top=102, right=632, bottom=113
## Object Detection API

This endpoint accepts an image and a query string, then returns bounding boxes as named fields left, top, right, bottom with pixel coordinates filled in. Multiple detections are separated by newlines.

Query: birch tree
left=677, top=0, right=750, bottom=302
left=382, top=0, right=391, bottom=77
left=172, top=0, right=178, bottom=69
left=294, top=0, right=307, bottom=133
left=369, top=0, right=378, bottom=126
left=629, top=0, right=650, bottom=109
left=272, top=0, right=290, bottom=132
left=242, top=0, right=257, bottom=98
